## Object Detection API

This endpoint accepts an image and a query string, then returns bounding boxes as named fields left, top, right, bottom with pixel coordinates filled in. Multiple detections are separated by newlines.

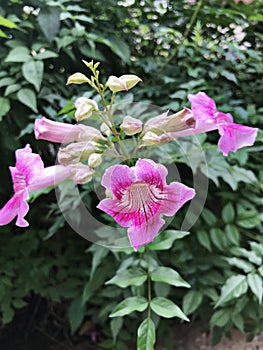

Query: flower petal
left=97, top=198, right=134, bottom=227
left=0, top=192, right=29, bottom=227
left=101, top=165, right=135, bottom=199
left=128, top=215, right=165, bottom=251
left=159, top=182, right=195, bottom=216
left=13, top=144, right=44, bottom=186
left=135, top=159, right=167, bottom=188
left=218, top=123, right=258, bottom=156
left=188, top=92, right=217, bottom=124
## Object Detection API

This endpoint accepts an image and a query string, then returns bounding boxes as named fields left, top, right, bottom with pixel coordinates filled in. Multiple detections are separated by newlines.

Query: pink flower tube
left=172, top=92, right=258, bottom=156
left=34, top=117, right=105, bottom=143
left=97, top=159, right=195, bottom=250
left=0, top=145, right=71, bottom=227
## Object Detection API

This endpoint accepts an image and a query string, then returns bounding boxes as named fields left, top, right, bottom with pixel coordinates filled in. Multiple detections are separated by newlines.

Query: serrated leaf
left=151, top=267, right=190, bottom=288
left=137, top=318, right=156, bottom=350
left=68, top=297, right=86, bottom=334
left=215, top=275, right=248, bottom=307
left=0, top=97, right=11, bottom=121
left=109, top=297, right=148, bottom=317
left=38, top=7, right=60, bottom=42
left=150, top=297, right=189, bottom=321
left=5, top=46, right=31, bottom=62
left=106, top=269, right=147, bottom=288
left=247, top=273, right=263, bottom=304
left=17, top=88, right=38, bottom=112
left=148, top=230, right=189, bottom=250
left=22, top=60, right=44, bottom=91
left=183, top=290, right=203, bottom=315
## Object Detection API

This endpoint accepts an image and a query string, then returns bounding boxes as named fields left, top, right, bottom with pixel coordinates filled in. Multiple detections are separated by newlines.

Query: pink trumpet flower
left=172, top=92, right=257, bottom=156
left=97, top=159, right=195, bottom=250
left=0, top=145, right=71, bottom=227
left=34, top=117, right=104, bottom=143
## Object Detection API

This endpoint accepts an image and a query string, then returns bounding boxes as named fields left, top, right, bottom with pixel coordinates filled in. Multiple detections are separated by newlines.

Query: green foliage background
left=0, top=0, right=262, bottom=348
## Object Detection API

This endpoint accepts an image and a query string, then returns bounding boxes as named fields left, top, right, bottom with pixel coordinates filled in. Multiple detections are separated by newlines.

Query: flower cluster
left=0, top=61, right=258, bottom=250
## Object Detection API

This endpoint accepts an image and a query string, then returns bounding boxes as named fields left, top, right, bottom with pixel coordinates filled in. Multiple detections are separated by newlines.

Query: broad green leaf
left=215, top=275, right=248, bottom=307
left=231, top=313, right=244, bottom=332
left=150, top=297, right=189, bottom=321
left=0, top=97, right=11, bottom=121
left=22, top=60, right=44, bottom=91
left=137, top=318, right=156, bottom=350
left=109, top=297, right=148, bottom=317
left=17, top=88, right=38, bottom=113
left=35, top=50, right=58, bottom=60
left=0, top=29, right=8, bottom=38
left=5, top=84, right=21, bottom=96
left=2, top=305, right=14, bottom=324
left=0, top=77, right=16, bottom=88
left=222, top=203, right=235, bottom=224
left=210, top=228, right=225, bottom=250
left=247, top=273, right=263, bottom=304
left=148, top=230, right=189, bottom=250
left=258, top=266, right=263, bottom=278
left=68, top=297, right=86, bottom=334
left=5, top=46, right=31, bottom=62
left=151, top=266, right=190, bottom=288
left=183, top=290, right=203, bottom=315
left=88, top=245, right=109, bottom=280
left=210, top=309, right=230, bottom=328
left=106, top=269, right=147, bottom=288
left=231, top=247, right=262, bottom=265
left=38, top=7, right=60, bottom=42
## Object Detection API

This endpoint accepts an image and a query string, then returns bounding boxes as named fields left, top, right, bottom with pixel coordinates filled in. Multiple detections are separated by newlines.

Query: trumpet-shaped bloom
left=171, top=92, right=257, bottom=156
left=97, top=159, right=195, bottom=250
left=0, top=145, right=71, bottom=227
left=34, top=117, right=104, bottom=144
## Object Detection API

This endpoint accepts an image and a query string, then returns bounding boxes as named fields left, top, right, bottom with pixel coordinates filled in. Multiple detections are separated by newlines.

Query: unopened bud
left=66, top=73, right=91, bottom=85
left=106, top=74, right=142, bottom=93
left=74, top=97, right=98, bottom=122
left=100, top=122, right=111, bottom=136
left=88, top=153, right=102, bottom=168
left=120, top=116, right=142, bottom=136
left=58, top=141, right=98, bottom=166
left=69, top=163, right=93, bottom=185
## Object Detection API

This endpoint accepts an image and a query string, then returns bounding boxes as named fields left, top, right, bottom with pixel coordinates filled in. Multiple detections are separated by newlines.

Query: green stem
left=146, top=248, right=152, bottom=319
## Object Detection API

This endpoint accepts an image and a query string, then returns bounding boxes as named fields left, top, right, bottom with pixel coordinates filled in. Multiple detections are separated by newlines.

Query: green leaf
left=68, top=297, right=86, bottom=334
left=2, top=305, right=14, bottom=324
left=0, top=97, right=11, bottom=121
left=0, top=28, right=8, bottom=38
left=5, top=84, right=21, bottom=96
left=210, top=309, right=230, bottom=328
left=17, top=88, right=38, bottom=112
left=151, top=267, right=190, bottom=288
left=38, top=7, right=61, bottom=42
left=137, top=318, right=156, bottom=350
left=5, top=46, right=31, bottom=62
left=109, top=297, right=148, bottom=317
left=222, top=203, right=235, bottom=224
left=106, top=269, right=147, bottom=288
left=210, top=228, right=225, bottom=250
left=148, top=230, right=189, bottom=250
left=215, top=275, right=248, bottom=307
left=183, top=290, right=203, bottom=315
left=0, top=16, right=18, bottom=29
left=110, top=317, right=123, bottom=344
left=220, top=70, right=238, bottom=85
left=88, top=245, right=109, bottom=280
left=225, top=257, right=254, bottom=273
left=0, top=77, right=16, bottom=88
left=196, top=230, right=212, bottom=252
left=22, top=60, right=44, bottom=91
left=225, top=224, right=240, bottom=245
left=35, top=50, right=58, bottom=60
left=247, top=273, right=263, bottom=304
left=150, top=297, right=189, bottom=321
